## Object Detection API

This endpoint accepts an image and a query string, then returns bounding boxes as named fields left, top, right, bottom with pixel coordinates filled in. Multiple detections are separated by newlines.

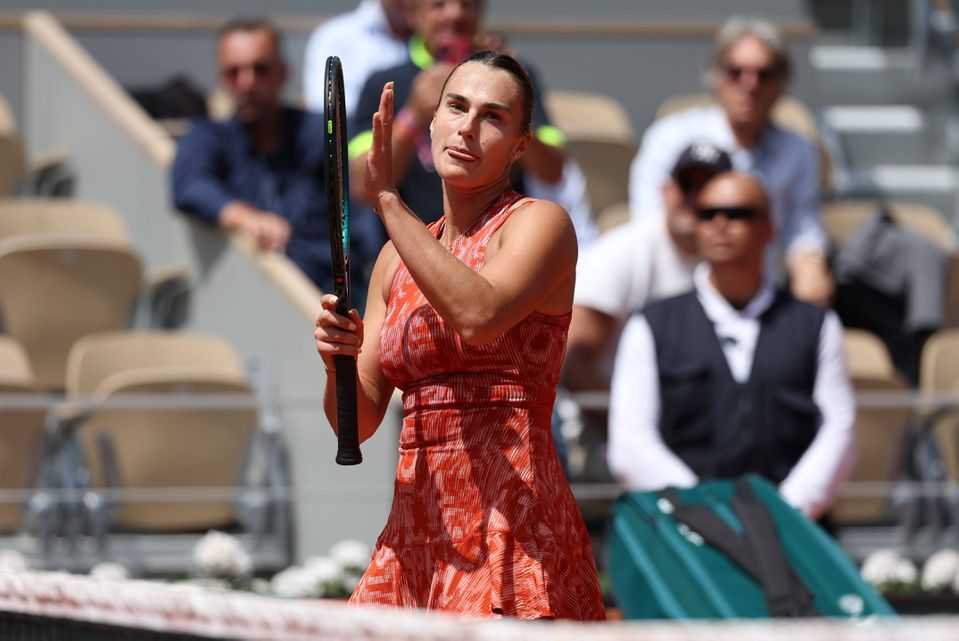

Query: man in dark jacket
left=171, top=17, right=370, bottom=294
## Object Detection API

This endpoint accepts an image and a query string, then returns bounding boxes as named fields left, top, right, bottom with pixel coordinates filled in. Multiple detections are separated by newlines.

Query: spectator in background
left=171, top=18, right=369, bottom=296
left=609, top=172, right=855, bottom=521
left=629, top=16, right=834, bottom=307
left=347, top=0, right=597, bottom=246
left=562, top=142, right=731, bottom=392
left=302, top=0, right=413, bottom=118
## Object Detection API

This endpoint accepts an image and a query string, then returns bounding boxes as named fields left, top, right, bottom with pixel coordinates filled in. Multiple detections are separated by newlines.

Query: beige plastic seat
left=0, top=94, right=71, bottom=197
left=829, top=329, right=911, bottom=525
left=545, top=91, right=639, bottom=217
left=920, top=330, right=959, bottom=482
left=0, top=200, right=143, bottom=391
left=654, top=93, right=832, bottom=192
left=822, top=200, right=959, bottom=327
left=65, top=331, right=257, bottom=532
left=0, top=336, right=47, bottom=531
left=595, top=201, right=632, bottom=234
left=821, top=199, right=958, bottom=248
left=0, top=96, right=26, bottom=197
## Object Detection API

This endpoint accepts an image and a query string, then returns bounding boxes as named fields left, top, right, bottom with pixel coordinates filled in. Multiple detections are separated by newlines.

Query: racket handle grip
left=333, top=354, right=362, bottom=465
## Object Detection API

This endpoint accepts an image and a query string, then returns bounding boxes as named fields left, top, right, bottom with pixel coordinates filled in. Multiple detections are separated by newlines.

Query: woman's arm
left=366, top=83, right=578, bottom=346
left=315, top=243, right=398, bottom=443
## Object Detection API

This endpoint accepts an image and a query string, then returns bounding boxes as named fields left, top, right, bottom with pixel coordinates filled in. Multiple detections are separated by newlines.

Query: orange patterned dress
left=349, top=189, right=605, bottom=620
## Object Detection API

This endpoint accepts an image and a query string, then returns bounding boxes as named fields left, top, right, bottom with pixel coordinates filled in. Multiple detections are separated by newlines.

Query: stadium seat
left=829, top=329, right=911, bottom=525
left=544, top=91, right=639, bottom=218
left=0, top=96, right=27, bottom=197
left=62, top=332, right=278, bottom=540
left=0, top=199, right=144, bottom=391
left=0, top=94, right=72, bottom=197
left=0, top=336, right=53, bottom=537
left=920, top=329, right=959, bottom=483
left=821, top=199, right=959, bottom=327
left=595, top=201, right=631, bottom=234
left=63, top=331, right=260, bottom=534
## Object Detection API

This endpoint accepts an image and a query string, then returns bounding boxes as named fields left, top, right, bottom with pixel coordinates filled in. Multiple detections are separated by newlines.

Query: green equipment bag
left=607, top=475, right=896, bottom=619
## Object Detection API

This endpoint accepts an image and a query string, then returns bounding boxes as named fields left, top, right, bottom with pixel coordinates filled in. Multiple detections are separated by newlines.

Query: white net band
left=0, top=571, right=957, bottom=640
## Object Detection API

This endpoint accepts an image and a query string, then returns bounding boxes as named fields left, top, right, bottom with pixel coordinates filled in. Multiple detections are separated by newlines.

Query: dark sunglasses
left=696, top=206, right=759, bottom=222
left=723, top=64, right=782, bottom=84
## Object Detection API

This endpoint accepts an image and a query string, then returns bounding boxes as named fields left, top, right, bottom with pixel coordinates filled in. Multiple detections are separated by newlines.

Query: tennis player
left=314, top=51, right=605, bottom=619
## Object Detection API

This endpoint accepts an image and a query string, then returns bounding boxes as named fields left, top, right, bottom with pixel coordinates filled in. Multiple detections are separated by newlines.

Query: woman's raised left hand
left=365, top=82, right=399, bottom=214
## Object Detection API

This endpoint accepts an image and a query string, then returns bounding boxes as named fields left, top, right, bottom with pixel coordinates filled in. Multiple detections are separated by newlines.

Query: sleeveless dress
left=349, top=189, right=606, bottom=620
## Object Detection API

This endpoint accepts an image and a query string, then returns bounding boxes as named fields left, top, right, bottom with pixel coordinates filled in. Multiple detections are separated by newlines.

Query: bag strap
left=661, top=482, right=818, bottom=617
left=660, top=487, right=761, bottom=579
left=731, top=479, right=818, bottom=617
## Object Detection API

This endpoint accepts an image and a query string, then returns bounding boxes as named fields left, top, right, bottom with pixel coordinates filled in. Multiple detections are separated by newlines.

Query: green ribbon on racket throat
left=327, top=116, right=350, bottom=256
left=341, top=201, right=350, bottom=255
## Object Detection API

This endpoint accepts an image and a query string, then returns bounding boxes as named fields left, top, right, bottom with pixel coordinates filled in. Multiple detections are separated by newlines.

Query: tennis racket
left=324, top=56, right=361, bottom=466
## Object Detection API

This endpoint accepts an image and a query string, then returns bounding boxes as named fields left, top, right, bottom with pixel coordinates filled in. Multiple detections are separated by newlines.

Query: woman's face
left=429, top=62, right=530, bottom=188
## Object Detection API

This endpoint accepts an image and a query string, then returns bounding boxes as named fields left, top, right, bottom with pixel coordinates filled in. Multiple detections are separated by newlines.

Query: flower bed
left=860, top=547, right=959, bottom=614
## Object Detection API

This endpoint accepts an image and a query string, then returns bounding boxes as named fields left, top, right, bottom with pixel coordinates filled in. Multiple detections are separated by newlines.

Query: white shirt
left=608, top=264, right=856, bottom=520
left=629, top=105, right=828, bottom=272
left=574, top=214, right=699, bottom=321
left=303, top=0, right=410, bottom=117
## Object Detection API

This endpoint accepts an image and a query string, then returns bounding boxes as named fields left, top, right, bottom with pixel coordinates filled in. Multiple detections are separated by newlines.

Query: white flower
left=861, top=549, right=909, bottom=586
left=271, top=557, right=348, bottom=598
left=921, top=549, right=959, bottom=591
left=329, top=540, right=371, bottom=572
left=305, top=555, right=344, bottom=585
left=271, top=565, right=318, bottom=598
left=193, top=530, right=252, bottom=579
left=90, top=562, right=129, bottom=581
left=892, top=559, right=918, bottom=584
left=0, top=550, right=28, bottom=573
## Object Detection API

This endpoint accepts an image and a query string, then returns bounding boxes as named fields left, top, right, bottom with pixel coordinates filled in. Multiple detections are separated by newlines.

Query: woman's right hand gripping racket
left=324, top=56, right=361, bottom=465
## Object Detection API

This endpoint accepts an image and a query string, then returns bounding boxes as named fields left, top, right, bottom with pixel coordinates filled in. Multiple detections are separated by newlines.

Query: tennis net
left=0, top=570, right=956, bottom=640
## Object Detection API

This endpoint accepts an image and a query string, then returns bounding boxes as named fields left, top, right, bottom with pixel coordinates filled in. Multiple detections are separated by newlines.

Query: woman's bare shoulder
left=500, top=198, right=577, bottom=249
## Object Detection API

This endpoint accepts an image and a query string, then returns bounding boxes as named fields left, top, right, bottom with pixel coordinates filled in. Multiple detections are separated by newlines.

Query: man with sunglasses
left=628, top=16, right=833, bottom=308
left=608, top=171, right=855, bottom=522
left=172, top=18, right=368, bottom=295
